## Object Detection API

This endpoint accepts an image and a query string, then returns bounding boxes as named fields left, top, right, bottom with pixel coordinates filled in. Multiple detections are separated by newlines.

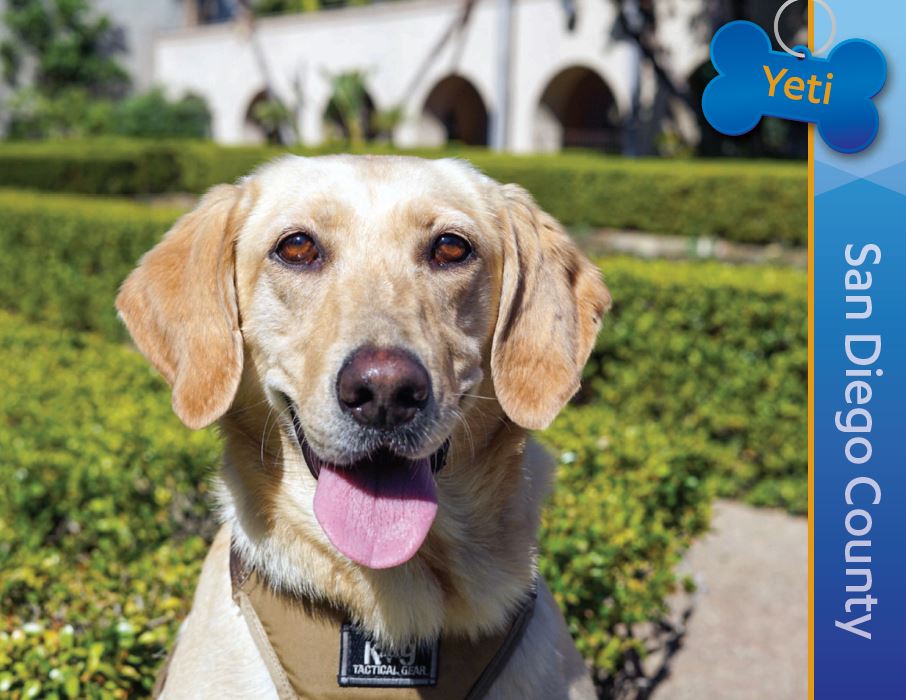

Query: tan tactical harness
left=153, top=541, right=536, bottom=699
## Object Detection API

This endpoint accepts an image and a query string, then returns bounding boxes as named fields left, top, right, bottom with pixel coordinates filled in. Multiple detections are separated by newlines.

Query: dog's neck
left=215, top=394, right=550, bottom=647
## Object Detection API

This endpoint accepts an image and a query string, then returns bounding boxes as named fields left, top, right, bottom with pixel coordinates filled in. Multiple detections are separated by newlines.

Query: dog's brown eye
left=431, top=233, right=472, bottom=267
left=275, top=232, right=319, bottom=266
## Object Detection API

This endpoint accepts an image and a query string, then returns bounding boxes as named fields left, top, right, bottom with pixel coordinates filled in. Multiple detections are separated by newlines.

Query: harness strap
left=462, top=582, right=536, bottom=700
left=230, top=543, right=537, bottom=699
left=234, top=586, right=298, bottom=700
left=228, top=542, right=295, bottom=695
left=151, top=645, right=175, bottom=698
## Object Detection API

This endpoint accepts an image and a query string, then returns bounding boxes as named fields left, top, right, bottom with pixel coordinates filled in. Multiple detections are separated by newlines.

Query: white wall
left=95, top=0, right=186, bottom=91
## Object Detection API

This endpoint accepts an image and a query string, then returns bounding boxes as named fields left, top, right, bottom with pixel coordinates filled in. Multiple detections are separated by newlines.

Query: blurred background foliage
left=1, top=0, right=210, bottom=140
left=1, top=0, right=129, bottom=97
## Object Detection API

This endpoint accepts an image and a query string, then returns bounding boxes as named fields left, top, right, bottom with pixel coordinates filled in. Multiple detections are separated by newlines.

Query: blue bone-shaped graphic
left=703, top=21, right=887, bottom=154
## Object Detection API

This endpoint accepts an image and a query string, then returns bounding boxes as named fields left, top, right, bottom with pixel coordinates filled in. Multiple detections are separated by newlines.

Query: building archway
left=534, top=66, right=621, bottom=152
left=243, top=90, right=287, bottom=144
left=422, top=75, right=489, bottom=146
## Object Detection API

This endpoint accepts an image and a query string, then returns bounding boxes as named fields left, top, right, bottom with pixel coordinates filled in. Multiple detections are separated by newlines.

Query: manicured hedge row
left=0, top=141, right=183, bottom=196
left=0, top=140, right=807, bottom=245
left=0, top=313, right=220, bottom=697
left=0, top=312, right=710, bottom=694
left=0, top=190, right=807, bottom=511
left=0, top=191, right=180, bottom=341
left=464, top=153, right=806, bottom=246
left=588, top=259, right=807, bottom=513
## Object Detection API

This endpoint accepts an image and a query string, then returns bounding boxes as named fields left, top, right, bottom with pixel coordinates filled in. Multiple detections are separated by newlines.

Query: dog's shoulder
left=486, top=579, right=596, bottom=700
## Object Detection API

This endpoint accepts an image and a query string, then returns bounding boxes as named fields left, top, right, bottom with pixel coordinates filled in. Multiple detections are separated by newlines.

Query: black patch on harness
left=338, top=624, right=438, bottom=687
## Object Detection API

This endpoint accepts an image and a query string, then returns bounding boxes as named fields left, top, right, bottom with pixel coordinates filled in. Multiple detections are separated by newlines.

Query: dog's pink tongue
left=313, top=457, right=437, bottom=569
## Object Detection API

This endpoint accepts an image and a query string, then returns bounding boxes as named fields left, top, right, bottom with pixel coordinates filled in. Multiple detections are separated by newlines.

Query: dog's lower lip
left=285, top=400, right=321, bottom=480
left=283, top=398, right=449, bottom=479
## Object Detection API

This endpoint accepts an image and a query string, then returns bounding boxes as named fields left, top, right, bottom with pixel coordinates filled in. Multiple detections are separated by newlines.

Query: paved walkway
left=580, top=229, right=807, bottom=267
left=649, top=501, right=808, bottom=700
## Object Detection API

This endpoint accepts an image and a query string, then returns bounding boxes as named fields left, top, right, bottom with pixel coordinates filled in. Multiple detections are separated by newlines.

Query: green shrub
left=110, top=90, right=211, bottom=140
left=0, top=142, right=184, bottom=195
left=0, top=141, right=807, bottom=245
left=0, top=312, right=220, bottom=697
left=0, top=541, right=207, bottom=699
left=537, top=407, right=713, bottom=676
left=0, top=311, right=710, bottom=694
left=0, top=191, right=806, bottom=512
left=5, top=87, right=210, bottom=142
left=467, top=153, right=806, bottom=246
left=4, top=88, right=118, bottom=141
left=0, top=191, right=180, bottom=339
left=590, top=257, right=807, bottom=513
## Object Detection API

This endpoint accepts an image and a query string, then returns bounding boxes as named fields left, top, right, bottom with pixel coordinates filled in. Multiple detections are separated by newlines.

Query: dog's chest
left=229, top=544, right=537, bottom=700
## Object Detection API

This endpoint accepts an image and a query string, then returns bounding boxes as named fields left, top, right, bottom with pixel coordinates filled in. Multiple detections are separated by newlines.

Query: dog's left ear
left=116, top=185, right=245, bottom=430
left=491, top=184, right=611, bottom=430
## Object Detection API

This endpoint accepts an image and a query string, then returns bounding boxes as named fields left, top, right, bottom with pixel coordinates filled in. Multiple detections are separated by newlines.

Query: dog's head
left=117, top=155, right=610, bottom=570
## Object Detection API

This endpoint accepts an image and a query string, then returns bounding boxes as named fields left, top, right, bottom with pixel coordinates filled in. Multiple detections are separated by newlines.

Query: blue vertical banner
left=814, top=1, right=906, bottom=698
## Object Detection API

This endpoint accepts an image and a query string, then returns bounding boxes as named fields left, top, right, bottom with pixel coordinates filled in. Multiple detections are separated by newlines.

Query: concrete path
left=578, top=229, right=807, bottom=267
left=649, top=501, right=808, bottom=700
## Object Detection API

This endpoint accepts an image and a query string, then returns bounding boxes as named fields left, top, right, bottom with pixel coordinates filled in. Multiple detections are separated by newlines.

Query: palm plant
left=323, top=70, right=371, bottom=146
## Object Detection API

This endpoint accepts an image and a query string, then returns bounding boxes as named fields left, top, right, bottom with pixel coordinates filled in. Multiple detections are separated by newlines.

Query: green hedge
left=0, top=141, right=184, bottom=196
left=0, top=314, right=220, bottom=698
left=0, top=191, right=180, bottom=341
left=0, top=190, right=807, bottom=511
left=0, top=312, right=710, bottom=694
left=589, top=258, right=807, bottom=514
left=537, top=408, right=712, bottom=674
left=0, top=140, right=807, bottom=245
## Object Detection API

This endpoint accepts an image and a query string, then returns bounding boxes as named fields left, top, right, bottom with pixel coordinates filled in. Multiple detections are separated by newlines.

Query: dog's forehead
left=247, top=155, right=489, bottom=225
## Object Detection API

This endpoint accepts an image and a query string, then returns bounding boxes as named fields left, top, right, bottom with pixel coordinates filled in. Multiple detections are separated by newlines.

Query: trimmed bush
left=466, top=153, right=806, bottom=246
left=537, top=407, right=713, bottom=675
left=589, top=258, right=807, bottom=513
left=0, top=141, right=807, bottom=245
left=0, top=142, right=184, bottom=195
left=0, top=313, right=220, bottom=697
left=0, top=191, right=806, bottom=511
left=0, top=191, right=180, bottom=340
left=0, top=312, right=710, bottom=693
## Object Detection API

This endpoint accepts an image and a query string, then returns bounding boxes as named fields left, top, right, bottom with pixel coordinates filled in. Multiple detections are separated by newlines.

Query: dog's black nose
left=337, top=346, right=431, bottom=429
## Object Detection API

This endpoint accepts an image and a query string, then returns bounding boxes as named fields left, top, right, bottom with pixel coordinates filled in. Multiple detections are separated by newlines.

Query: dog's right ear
left=116, top=185, right=245, bottom=430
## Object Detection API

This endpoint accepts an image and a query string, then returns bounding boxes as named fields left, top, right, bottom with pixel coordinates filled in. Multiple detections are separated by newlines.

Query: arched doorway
left=535, top=66, right=622, bottom=152
left=244, top=90, right=288, bottom=145
left=422, top=75, right=489, bottom=146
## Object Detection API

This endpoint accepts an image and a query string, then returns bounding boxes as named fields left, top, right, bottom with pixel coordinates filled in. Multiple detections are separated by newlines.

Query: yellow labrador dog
left=117, top=155, right=609, bottom=699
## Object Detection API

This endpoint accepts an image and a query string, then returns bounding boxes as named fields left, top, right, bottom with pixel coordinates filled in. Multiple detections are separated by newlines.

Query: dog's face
left=236, top=157, right=494, bottom=467
left=117, top=155, right=610, bottom=570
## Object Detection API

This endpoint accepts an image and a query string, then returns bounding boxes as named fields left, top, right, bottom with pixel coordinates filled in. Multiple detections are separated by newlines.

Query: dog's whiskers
left=258, top=403, right=295, bottom=469
left=455, top=392, right=497, bottom=402
left=449, top=406, right=477, bottom=464
left=259, top=405, right=275, bottom=466
left=228, top=395, right=275, bottom=415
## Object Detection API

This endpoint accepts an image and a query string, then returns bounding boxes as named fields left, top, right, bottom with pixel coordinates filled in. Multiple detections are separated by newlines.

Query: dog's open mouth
left=286, top=400, right=449, bottom=570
